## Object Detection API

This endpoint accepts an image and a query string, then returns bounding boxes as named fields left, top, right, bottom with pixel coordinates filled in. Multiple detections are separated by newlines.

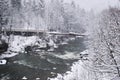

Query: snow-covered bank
left=49, top=60, right=92, bottom=80
left=0, top=35, right=77, bottom=59
left=0, top=52, right=19, bottom=59
left=0, top=36, right=38, bottom=59
left=49, top=50, right=116, bottom=80
left=49, top=50, right=94, bottom=80
left=49, top=50, right=86, bottom=80
left=8, top=36, right=37, bottom=52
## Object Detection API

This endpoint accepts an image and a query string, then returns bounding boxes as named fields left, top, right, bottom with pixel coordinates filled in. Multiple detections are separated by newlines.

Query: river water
left=0, top=37, right=86, bottom=80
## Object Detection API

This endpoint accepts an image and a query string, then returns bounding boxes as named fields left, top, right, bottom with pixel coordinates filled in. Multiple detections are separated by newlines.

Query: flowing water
left=0, top=37, right=86, bottom=80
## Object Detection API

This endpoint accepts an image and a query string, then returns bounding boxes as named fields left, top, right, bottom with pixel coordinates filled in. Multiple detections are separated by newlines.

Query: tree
left=11, top=0, right=21, bottom=10
left=0, top=0, right=11, bottom=41
left=44, top=0, right=64, bottom=32
left=88, top=7, right=120, bottom=79
left=0, top=0, right=10, bottom=33
left=9, top=0, right=46, bottom=30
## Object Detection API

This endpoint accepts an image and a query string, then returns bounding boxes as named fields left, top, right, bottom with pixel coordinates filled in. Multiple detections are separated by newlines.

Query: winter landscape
left=0, top=0, right=120, bottom=80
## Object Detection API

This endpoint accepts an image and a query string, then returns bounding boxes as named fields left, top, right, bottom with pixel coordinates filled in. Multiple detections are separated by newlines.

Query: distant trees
left=0, top=0, right=10, bottom=33
left=63, top=1, right=86, bottom=33
left=44, top=0, right=64, bottom=32
left=45, top=0, right=85, bottom=33
left=88, top=7, right=120, bottom=79
left=9, top=0, right=46, bottom=30
left=0, top=0, right=85, bottom=34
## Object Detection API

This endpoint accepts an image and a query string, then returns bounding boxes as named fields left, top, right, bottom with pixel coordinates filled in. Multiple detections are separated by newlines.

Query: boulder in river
left=0, top=59, right=7, bottom=65
left=0, top=40, right=8, bottom=54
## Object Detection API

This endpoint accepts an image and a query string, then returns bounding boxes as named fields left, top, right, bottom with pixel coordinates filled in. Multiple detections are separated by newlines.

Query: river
left=0, top=37, right=86, bottom=80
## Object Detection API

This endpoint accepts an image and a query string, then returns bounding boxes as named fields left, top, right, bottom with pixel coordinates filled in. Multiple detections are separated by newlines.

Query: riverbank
left=0, top=35, right=86, bottom=80
left=0, top=34, right=84, bottom=58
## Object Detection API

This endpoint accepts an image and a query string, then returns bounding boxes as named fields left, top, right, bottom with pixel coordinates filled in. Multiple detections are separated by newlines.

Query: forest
left=0, top=0, right=120, bottom=80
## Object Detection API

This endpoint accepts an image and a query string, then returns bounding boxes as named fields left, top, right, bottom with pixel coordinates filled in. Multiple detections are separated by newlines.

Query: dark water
left=0, top=37, right=86, bottom=80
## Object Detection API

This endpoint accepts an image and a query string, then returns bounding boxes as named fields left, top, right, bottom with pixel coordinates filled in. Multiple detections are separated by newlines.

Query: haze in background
left=64, top=0, right=119, bottom=12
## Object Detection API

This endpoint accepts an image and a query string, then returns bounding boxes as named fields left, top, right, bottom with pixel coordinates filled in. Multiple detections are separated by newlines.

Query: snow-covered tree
left=88, top=7, right=120, bottom=79
left=9, top=0, right=46, bottom=30
left=63, top=1, right=85, bottom=33
left=45, top=0, right=85, bottom=33
left=0, top=0, right=10, bottom=32
left=44, top=0, right=64, bottom=32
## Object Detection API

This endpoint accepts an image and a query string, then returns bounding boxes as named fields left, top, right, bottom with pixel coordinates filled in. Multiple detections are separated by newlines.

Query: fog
left=64, top=0, right=119, bottom=12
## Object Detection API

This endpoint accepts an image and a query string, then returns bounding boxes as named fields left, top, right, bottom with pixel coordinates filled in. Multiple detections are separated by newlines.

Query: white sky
left=64, top=0, right=120, bottom=12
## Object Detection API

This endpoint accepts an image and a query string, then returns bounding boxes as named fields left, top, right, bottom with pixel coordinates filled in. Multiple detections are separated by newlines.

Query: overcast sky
left=64, top=0, right=119, bottom=12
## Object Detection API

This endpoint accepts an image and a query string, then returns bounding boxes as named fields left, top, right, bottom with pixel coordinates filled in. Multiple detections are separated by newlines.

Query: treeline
left=0, top=0, right=85, bottom=34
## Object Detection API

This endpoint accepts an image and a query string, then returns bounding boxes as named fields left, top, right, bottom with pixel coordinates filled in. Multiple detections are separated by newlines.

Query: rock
left=0, top=40, right=8, bottom=53
left=25, top=46, right=32, bottom=53
left=38, top=43, right=51, bottom=51
left=50, top=72, right=56, bottom=75
left=0, top=59, right=7, bottom=65
left=22, top=76, right=27, bottom=80
left=53, top=67, right=57, bottom=70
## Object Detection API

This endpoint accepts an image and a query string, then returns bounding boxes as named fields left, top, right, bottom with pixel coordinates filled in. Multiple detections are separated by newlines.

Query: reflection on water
left=0, top=37, right=86, bottom=80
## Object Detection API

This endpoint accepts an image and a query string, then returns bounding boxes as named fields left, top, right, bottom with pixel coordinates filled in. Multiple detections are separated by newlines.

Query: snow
left=0, top=36, right=38, bottom=59
left=47, top=48, right=54, bottom=52
left=49, top=60, right=90, bottom=80
left=8, top=36, right=37, bottom=52
left=49, top=49, right=117, bottom=80
left=47, top=31, right=61, bottom=34
left=38, top=42, right=47, bottom=48
left=49, top=50, right=94, bottom=80
left=53, top=67, right=57, bottom=70
left=81, top=31, right=90, bottom=36
left=69, top=37, right=75, bottom=41
left=0, top=52, right=19, bottom=59
left=48, top=39, right=55, bottom=47
left=60, top=42, right=68, bottom=45
left=0, top=40, right=2, bottom=44
left=36, top=78, right=40, bottom=80
left=22, top=76, right=27, bottom=80
left=13, top=60, right=35, bottom=69
left=53, top=51, right=80, bottom=60
left=0, top=59, right=7, bottom=65
left=0, top=34, right=73, bottom=59
left=80, top=50, right=89, bottom=55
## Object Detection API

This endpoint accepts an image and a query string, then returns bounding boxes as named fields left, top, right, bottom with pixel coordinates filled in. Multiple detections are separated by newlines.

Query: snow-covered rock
left=49, top=50, right=95, bottom=80
left=8, top=36, right=37, bottom=52
left=0, top=34, right=78, bottom=59
left=0, top=52, right=19, bottom=59
left=49, top=50, right=117, bottom=80
left=0, top=36, right=38, bottom=58
left=0, top=59, right=7, bottom=65
left=22, top=76, right=27, bottom=80
left=36, top=78, right=40, bottom=80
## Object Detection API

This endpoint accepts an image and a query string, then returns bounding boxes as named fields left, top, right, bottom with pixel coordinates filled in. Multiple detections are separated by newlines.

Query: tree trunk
left=109, top=49, right=120, bottom=77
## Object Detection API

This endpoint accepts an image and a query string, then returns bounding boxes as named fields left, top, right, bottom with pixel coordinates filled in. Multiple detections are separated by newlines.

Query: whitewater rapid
left=48, top=50, right=94, bottom=80
left=49, top=50, right=116, bottom=80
